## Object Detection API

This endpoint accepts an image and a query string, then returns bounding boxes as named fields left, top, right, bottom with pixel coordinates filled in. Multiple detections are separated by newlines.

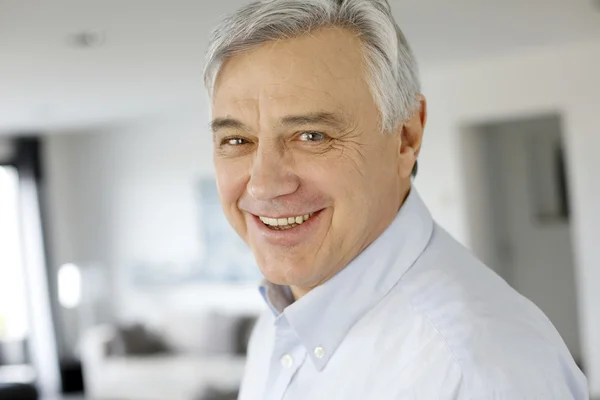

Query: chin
left=257, top=256, right=319, bottom=288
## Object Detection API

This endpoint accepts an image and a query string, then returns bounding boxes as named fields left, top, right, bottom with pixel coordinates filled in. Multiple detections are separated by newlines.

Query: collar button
left=280, top=354, right=294, bottom=369
left=314, top=346, right=325, bottom=359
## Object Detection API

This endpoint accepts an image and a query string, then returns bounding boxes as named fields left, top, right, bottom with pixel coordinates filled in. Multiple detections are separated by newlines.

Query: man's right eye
left=222, top=137, right=249, bottom=146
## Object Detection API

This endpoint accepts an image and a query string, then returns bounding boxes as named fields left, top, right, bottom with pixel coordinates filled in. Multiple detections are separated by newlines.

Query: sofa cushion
left=158, top=312, right=244, bottom=356
left=107, top=323, right=170, bottom=356
left=0, top=383, right=38, bottom=400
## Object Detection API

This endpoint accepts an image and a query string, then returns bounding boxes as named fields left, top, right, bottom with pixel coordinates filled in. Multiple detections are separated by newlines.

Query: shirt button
left=314, top=346, right=325, bottom=359
left=280, top=354, right=294, bottom=369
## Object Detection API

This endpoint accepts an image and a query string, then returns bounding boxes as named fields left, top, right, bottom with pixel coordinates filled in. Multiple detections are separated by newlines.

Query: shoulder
left=396, top=224, right=587, bottom=398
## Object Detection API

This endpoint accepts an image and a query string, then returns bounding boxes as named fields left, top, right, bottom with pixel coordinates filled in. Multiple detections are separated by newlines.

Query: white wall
left=44, top=112, right=204, bottom=298
left=44, top=129, right=117, bottom=355
left=43, top=38, right=600, bottom=394
left=417, top=38, right=600, bottom=395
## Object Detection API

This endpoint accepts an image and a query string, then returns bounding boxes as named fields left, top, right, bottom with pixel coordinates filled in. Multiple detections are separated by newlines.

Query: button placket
left=265, top=317, right=306, bottom=400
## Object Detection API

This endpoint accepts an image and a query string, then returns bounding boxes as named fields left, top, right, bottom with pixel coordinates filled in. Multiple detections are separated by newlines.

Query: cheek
left=214, top=159, right=248, bottom=215
left=307, top=148, right=387, bottom=228
left=305, top=156, right=369, bottom=211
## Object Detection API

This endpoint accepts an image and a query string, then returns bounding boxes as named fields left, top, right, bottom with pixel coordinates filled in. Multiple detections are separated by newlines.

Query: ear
left=398, top=94, right=427, bottom=178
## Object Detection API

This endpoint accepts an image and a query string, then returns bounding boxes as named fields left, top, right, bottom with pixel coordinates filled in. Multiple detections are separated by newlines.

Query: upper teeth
left=259, top=214, right=312, bottom=227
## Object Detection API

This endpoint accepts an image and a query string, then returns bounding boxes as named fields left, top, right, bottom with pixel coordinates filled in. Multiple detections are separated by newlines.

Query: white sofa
left=80, top=312, right=252, bottom=400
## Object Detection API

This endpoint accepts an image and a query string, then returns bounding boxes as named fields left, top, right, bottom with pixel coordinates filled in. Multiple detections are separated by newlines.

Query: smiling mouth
left=257, top=213, right=315, bottom=230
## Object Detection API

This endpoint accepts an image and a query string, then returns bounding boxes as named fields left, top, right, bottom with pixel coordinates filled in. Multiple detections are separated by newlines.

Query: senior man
left=203, top=0, right=588, bottom=399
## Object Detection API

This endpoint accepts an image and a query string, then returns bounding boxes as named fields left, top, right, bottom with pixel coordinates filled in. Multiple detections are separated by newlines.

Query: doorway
left=462, top=114, right=582, bottom=365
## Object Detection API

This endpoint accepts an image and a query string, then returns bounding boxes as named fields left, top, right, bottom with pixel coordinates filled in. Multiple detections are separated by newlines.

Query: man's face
left=211, top=28, right=419, bottom=298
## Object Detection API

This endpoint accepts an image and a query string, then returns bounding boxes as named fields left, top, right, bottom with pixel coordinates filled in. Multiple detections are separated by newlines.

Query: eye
left=298, top=131, right=326, bottom=142
left=221, top=137, right=249, bottom=146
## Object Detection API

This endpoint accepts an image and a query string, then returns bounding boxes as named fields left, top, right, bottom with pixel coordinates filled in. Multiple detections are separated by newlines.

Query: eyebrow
left=209, top=117, right=250, bottom=133
left=210, top=112, right=346, bottom=133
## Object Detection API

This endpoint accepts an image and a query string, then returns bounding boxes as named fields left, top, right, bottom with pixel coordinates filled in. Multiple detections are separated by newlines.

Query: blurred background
left=1, top=1, right=599, bottom=399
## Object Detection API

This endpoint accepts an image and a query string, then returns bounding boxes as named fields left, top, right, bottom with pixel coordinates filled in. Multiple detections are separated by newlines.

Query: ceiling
left=1, top=0, right=599, bottom=134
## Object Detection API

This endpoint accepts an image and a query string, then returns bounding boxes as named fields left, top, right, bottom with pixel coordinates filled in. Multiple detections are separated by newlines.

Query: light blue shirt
left=238, top=189, right=588, bottom=400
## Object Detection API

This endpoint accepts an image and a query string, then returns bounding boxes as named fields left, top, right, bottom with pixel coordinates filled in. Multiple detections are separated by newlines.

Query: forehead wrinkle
left=263, top=82, right=340, bottom=112
left=287, top=83, right=337, bottom=99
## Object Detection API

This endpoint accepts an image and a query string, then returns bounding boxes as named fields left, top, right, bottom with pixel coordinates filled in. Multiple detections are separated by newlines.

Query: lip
left=248, top=208, right=326, bottom=247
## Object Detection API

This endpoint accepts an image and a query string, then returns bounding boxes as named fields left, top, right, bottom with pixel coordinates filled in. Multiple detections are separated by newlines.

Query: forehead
left=212, top=27, right=375, bottom=119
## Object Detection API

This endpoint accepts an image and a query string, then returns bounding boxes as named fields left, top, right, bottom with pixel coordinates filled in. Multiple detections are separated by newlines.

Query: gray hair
left=203, top=0, right=421, bottom=133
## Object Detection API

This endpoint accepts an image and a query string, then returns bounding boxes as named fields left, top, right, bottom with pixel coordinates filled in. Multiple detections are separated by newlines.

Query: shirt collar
left=259, top=188, right=434, bottom=371
left=259, top=281, right=294, bottom=315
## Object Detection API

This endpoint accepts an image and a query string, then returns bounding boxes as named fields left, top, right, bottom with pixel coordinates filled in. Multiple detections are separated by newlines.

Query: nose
left=247, top=144, right=299, bottom=200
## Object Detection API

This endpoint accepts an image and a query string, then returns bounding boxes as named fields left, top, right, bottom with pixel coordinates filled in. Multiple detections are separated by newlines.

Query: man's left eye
left=299, top=131, right=326, bottom=142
